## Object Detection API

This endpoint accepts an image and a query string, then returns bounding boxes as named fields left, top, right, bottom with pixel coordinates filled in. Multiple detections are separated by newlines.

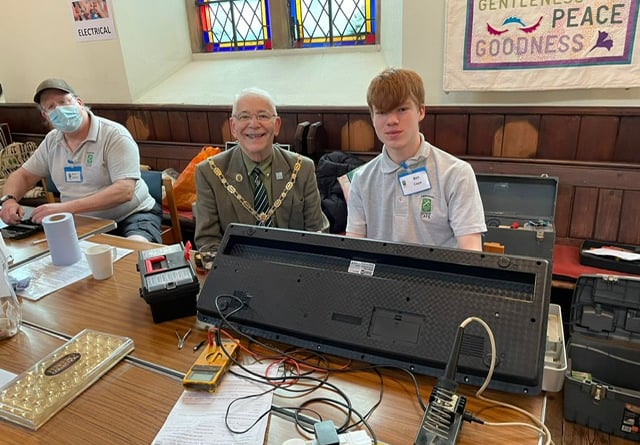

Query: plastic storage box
left=137, top=244, right=199, bottom=323
left=542, top=304, right=566, bottom=392
left=563, top=274, right=640, bottom=441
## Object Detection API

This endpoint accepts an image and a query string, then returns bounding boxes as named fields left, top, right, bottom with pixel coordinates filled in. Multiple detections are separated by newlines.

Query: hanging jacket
left=315, top=151, right=365, bottom=233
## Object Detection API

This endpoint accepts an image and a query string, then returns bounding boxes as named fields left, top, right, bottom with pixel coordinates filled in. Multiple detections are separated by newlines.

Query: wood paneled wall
left=2, top=103, right=639, bottom=246
left=3, top=104, right=640, bottom=163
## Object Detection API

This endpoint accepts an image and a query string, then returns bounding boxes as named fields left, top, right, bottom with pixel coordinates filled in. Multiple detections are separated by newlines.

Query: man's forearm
left=456, top=233, right=483, bottom=251
left=2, top=170, right=40, bottom=200
left=64, top=181, right=135, bottom=215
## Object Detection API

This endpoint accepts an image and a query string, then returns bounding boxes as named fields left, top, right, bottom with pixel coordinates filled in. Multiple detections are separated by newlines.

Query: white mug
left=85, top=244, right=117, bottom=280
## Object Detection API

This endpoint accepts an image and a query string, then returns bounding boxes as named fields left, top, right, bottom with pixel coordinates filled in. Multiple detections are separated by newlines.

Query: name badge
left=64, top=165, right=83, bottom=183
left=398, top=166, right=430, bottom=196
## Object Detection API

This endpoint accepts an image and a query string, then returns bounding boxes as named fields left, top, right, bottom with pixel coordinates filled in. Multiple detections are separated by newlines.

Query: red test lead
left=183, top=240, right=192, bottom=261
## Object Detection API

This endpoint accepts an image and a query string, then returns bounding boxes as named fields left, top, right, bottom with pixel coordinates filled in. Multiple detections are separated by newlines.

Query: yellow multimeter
left=182, top=340, right=238, bottom=391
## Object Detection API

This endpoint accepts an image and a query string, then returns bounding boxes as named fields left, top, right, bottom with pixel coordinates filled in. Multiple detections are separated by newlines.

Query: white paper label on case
left=348, top=260, right=375, bottom=276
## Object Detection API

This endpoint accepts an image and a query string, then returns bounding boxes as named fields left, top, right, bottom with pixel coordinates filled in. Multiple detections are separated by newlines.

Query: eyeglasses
left=233, top=112, right=276, bottom=123
left=40, top=95, right=78, bottom=113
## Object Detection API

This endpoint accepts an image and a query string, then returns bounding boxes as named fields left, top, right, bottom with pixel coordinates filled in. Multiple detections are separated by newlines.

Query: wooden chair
left=44, top=171, right=183, bottom=244
left=43, top=175, right=57, bottom=204
left=140, top=170, right=182, bottom=244
left=161, top=176, right=182, bottom=244
left=0, top=123, right=11, bottom=148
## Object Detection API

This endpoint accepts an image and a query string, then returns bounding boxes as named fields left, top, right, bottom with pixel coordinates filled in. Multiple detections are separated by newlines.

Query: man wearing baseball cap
left=0, top=78, right=162, bottom=243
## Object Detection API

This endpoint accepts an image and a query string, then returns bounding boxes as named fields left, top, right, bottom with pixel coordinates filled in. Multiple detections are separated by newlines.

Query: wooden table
left=0, top=330, right=545, bottom=445
left=6, top=233, right=637, bottom=444
left=10, top=233, right=551, bottom=444
left=0, top=325, right=184, bottom=445
left=6, top=214, right=117, bottom=268
left=263, top=359, right=547, bottom=445
left=20, top=233, right=201, bottom=374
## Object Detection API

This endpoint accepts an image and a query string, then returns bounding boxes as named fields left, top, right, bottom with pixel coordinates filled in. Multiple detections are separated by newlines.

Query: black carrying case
left=197, top=223, right=552, bottom=394
left=0, top=220, right=42, bottom=240
left=476, top=173, right=558, bottom=261
left=579, top=239, right=640, bottom=275
left=563, top=274, right=640, bottom=441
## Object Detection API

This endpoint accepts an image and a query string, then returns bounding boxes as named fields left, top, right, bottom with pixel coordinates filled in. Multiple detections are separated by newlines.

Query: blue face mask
left=47, top=105, right=83, bottom=133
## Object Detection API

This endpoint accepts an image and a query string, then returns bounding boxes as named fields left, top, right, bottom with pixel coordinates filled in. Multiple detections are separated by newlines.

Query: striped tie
left=252, top=167, right=272, bottom=226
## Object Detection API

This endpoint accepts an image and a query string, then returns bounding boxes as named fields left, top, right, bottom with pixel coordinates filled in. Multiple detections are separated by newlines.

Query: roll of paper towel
left=42, top=213, right=82, bottom=266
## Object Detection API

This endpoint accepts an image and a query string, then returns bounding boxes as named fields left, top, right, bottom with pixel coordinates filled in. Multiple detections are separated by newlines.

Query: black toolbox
left=476, top=173, right=558, bottom=262
left=137, top=243, right=199, bottom=323
left=563, top=274, right=640, bottom=441
left=579, top=239, right=640, bottom=275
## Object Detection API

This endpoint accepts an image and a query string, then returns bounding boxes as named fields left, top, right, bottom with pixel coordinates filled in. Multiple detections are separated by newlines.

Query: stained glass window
left=291, top=0, right=376, bottom=48
left=195, top=0, right=376, bottom=53
left=196, top=0, right=272, bottom=52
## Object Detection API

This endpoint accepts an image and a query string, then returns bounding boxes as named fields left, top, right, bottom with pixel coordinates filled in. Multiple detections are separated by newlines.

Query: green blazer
left=194, top=144, right=329, bottom=251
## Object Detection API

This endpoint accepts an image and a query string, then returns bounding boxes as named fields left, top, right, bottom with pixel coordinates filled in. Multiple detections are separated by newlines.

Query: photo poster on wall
left=444, top=0, right=640, bottom=91
left=69, top=0, right=118, bottom=42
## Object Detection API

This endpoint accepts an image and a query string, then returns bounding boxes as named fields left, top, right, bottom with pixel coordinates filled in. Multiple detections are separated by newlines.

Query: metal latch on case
left=591, top=383, right=607, bottom=402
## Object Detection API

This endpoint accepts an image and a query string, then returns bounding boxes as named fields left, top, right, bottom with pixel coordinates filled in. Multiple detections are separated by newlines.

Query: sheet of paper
left=584, top=247, right=640, bottom=262
left=0, top=368, right=16, bottom=388
left=9, top=240, right=133, bottom=301
left=152, top=363, right=273, bottom=445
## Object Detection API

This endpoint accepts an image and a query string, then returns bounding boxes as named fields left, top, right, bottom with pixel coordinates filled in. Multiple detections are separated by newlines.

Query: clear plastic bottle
left=0, top=248, right=21, bottom=339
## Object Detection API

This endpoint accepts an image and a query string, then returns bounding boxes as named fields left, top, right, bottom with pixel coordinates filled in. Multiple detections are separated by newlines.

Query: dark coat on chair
left=194, top=144, right=329, bottom=252
left=315, top=151, right=365, bottom=234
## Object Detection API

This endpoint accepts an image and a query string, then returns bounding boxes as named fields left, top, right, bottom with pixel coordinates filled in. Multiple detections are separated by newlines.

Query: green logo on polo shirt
left=421, top=197, right=432, bottom=213
left=86, top=153, right=94, bottom=166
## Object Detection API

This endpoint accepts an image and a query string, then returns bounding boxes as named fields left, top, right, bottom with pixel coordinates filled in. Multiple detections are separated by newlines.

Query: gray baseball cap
left=33, top=78, right=76, bottom=104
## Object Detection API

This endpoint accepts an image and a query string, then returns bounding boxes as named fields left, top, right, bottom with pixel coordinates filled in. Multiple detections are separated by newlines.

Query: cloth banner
left=444, top=0, right=640, bottom=91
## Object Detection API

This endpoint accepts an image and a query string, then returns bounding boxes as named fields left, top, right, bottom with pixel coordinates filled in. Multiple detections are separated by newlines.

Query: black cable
left=463, top=411, right=484, bottom=424
left=344, top=367, right=383, bottom=428
left=213, top=293, right=401, bottom=443
left=271, top=405, right=321, bottom=427
left=224, top=386, right=278, bottom=434
left=214, top=294, right=347, bottom=392
left=296, top=396, right=378, bottom=444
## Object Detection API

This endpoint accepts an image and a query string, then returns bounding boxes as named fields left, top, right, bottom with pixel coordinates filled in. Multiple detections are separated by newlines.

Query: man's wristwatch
left=0, top=194, right=18, bottom=205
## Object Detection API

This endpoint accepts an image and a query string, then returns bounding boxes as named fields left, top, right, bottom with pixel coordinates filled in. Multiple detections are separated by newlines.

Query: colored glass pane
left=291, top=0, right=375, bottom=47
left=196, top=0, right=271, bottom=52
left=195, top=0, right=375, bottom=52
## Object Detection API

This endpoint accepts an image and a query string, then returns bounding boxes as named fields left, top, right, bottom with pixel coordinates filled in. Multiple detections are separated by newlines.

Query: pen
left=193, top=340, right=206, bottom=352
left=32, top=238, right=48, bottom=245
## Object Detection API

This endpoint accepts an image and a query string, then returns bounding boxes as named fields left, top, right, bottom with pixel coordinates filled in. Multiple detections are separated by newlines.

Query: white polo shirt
left=23, top=111, right=156, bottom=221
left=346, top=134, right=487, bottom=248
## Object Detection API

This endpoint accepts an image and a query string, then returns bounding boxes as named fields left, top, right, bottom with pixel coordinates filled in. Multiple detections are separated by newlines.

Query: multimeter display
left=185, top=367, right=221, bottom=382
left=183, top=341, right=238, bottom=391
